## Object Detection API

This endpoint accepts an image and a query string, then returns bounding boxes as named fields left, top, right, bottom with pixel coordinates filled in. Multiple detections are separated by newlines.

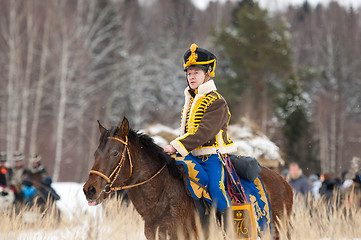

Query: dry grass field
left=0, top=193, right=360, bottom=240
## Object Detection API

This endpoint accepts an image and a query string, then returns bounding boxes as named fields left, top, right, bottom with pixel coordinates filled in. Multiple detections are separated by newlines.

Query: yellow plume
left=190, top=43, right=198, bottom=53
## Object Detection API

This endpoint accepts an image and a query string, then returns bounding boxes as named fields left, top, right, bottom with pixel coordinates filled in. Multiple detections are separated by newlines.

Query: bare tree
left=19, top=0, right=36, bottom=154
left=5, top=1, right=23, bottom=166
left=286, top=2, right=361, bottom=176
left=29, top=8, right=51, bottom=155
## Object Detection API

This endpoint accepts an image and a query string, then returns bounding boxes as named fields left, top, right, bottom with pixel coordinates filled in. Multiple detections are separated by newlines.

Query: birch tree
left=19, top=0, right=36, bottom=154
left=29, top=8, right=51, bottom=155
left=5, top=1, right=23, bottom=166
left=286, top=2, right=361, bottom=176
left=53, top=16, right=71, bottom=182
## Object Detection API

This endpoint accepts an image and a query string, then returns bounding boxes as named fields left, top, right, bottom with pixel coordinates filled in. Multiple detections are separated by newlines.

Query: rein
left=89, top=136, right=166, bottom=194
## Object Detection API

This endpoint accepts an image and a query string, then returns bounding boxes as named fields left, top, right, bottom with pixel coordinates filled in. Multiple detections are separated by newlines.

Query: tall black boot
left=217, top=207, right=232, bottom=235
left=193, top=198, right=210, bottom=230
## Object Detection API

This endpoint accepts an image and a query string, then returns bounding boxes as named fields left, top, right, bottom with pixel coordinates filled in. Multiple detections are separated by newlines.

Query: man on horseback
left=0, top=152, right=10, bottom=187
left=29, top=154, right=48, bottom=182
left=9, top=152, right=27, bottom=202
left=163, top=43, right=237, bottom=223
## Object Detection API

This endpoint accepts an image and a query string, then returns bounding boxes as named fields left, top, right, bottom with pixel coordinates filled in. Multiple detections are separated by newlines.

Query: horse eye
left=110, top=151, right=119, bottom=157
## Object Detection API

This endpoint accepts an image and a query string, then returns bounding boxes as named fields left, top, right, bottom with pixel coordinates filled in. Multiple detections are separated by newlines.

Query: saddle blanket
left=173, top=153, right=271, bottom=238
left=238, top=177, right=272, bottom=238
left=225, top=155, right=271, bottom=238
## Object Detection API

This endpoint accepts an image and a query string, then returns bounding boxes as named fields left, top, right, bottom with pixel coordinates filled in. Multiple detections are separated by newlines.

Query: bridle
left=89, top=136, right=166, bottom=194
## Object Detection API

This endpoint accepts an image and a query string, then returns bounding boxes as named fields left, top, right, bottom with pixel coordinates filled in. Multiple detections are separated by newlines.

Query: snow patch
left=146, top=120, right=284, bottom=165
left=52, top=182, right=102, bottom=220
left=151, top=136, right=168, bottom=147
left=147, top=123, right=179, bottom=136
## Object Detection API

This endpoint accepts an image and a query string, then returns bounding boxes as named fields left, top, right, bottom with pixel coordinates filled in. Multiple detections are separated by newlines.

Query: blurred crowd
left=282, top=160, right=361, bottom=207
left=0, top=152, right=60, bottom=211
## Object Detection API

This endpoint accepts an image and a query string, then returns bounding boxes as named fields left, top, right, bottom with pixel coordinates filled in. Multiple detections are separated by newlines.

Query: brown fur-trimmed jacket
left=170, top=80, right=236, bottom=157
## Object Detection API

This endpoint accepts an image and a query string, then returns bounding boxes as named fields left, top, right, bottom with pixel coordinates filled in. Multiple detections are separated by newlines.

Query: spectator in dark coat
left=288, top=162, right=311, bottom=196
left=319, top=172, right=341, bottom=201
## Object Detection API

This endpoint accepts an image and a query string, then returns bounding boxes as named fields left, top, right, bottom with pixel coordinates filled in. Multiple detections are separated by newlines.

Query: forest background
left=0, top=0, right=360, bottom=181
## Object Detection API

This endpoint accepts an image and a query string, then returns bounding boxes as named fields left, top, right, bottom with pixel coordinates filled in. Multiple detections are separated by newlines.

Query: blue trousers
left=174, top=153, right=231, bottom=210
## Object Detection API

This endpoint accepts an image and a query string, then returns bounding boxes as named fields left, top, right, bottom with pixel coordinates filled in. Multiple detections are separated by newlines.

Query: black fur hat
left=183, top=43, right=217, bottom=77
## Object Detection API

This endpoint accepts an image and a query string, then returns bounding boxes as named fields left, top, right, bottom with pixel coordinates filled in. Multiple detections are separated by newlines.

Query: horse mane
left=101, top=127, right=180, bottom=179
left=128, top=130, right=180, bottom=179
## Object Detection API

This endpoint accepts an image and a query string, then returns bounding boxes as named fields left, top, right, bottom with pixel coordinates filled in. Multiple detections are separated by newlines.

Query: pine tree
left=275, top=74, right=318, bottom=173
left=213, top=0, right=291, bottom=129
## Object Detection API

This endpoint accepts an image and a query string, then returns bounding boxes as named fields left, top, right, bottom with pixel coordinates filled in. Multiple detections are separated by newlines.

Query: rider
left=9, top=152, right=27, bottom=202
left=0, top=152, right=10, bottom=187
left=163, top=43, right=236, bottom=223
left=29, top=153, right=49, bottom=190
left=29, top=154, right=48, bottom=182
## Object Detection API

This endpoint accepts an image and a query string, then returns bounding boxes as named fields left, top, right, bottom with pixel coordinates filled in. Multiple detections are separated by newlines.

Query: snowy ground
left=1, top=182, right=146, bottom=240
left=1, top=182, right=360, bottom=239
left=53, top=182, right=103, bottom=220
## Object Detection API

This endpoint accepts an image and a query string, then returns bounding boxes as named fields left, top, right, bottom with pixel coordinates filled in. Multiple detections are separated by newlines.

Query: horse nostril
left=88, top=185, right=96, bottom=197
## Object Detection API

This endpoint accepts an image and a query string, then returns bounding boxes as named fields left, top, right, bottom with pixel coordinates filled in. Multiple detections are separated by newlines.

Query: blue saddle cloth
left=239, top=177, right=272, bottom=236
left=173, top=153, right=271, bottom=236
left=224, top=156, right=271, bottom=236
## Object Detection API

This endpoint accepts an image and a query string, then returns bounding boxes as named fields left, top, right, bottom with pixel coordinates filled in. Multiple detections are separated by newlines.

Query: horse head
left=83, top=117, right=132, bottom=206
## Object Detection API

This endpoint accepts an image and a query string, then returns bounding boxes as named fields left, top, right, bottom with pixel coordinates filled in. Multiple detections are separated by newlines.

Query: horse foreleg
left=144, top=222, right=170, bottom=240
left=144, top=223, right=156, bottom=240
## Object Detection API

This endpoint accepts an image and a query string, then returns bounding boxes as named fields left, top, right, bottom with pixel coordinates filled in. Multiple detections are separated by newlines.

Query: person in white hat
left=10, top=152, right=26, bottom=186
left=29, top=154, right=48, bottom=183
left=9, top=152, right=27, bottom=201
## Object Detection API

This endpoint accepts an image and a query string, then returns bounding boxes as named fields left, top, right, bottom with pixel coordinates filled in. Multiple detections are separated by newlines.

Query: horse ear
left=119, top=117, right=130, bottom=137
left=119, top=117, right=129, bottom=137
left=97, top=120, right=106, bottom=134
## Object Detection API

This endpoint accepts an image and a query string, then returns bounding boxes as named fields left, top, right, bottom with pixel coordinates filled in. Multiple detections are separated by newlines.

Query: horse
left=83, top=117, right=293, bottom=240
left=0, top=186, right=15, bottom=212
left=21, top=170, right=61, bottom=217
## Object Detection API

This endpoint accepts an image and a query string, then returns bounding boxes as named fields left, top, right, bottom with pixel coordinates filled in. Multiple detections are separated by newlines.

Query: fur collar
left=184, top=80, right=217, bottom=97
left=179, top=80, right=217, bottom=136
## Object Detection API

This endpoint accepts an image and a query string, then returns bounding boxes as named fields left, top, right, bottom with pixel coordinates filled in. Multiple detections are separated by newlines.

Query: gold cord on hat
left=183, top=43, right=216, bottom=77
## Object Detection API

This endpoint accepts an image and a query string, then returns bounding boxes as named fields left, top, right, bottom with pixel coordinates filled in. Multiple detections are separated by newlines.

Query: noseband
left=89, top=136, right=166, bottom=194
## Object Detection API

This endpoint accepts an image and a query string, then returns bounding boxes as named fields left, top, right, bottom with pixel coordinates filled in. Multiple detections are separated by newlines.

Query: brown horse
left=83, top=117, right=293, bottom=239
